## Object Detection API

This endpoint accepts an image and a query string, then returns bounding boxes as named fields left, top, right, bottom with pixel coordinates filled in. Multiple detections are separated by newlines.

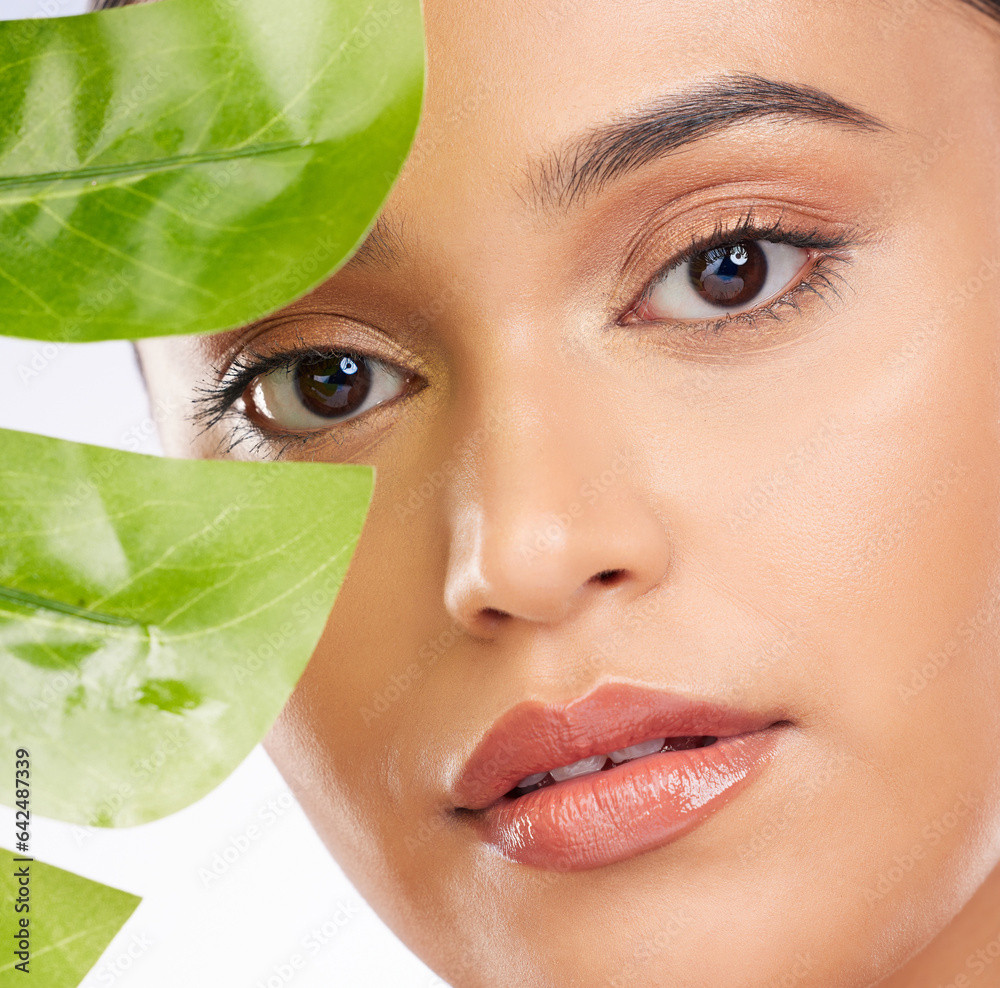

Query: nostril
left=481, top=607, right=510, bottom=621
left=473, top=606, right=512, bottom=636
left=592, top=569, right=626, bottom=587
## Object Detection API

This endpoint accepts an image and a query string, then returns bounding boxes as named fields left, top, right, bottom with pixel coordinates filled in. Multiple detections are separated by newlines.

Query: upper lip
left=452, top=682, right=783, bottom=811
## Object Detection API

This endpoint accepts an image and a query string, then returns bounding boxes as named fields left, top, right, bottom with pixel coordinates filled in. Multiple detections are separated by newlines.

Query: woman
left=99, top=0, right=1000, bottom=984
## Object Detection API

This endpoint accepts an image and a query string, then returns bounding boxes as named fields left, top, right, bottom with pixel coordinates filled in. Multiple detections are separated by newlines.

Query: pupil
left=295, top=353, right=372, bottom=418
left=689, top=241, right=767, bottom=306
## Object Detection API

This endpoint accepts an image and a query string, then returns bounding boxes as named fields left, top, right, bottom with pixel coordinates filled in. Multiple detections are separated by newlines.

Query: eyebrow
left=345, top=212, right=408, bottom=270
left=524, top=73, right=890, bottom=209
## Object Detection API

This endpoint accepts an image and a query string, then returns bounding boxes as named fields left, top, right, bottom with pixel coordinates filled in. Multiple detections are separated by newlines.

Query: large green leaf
left=0, top=0, right=423, bottom=342
left=0, top=849, right=140, bottom=988
left=0, top=428, right=373, bottom=826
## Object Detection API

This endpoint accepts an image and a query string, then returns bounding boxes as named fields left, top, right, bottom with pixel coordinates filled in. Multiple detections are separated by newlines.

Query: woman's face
left=140, top=2, right=1000, bottom=985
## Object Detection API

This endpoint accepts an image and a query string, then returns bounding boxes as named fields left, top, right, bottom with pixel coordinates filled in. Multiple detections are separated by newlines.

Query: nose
left=443, top=410, right=673, bottom=636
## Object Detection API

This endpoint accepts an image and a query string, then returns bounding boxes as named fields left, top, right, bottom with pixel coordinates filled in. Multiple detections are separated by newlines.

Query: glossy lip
left=452, top=682, right=786, bottom=871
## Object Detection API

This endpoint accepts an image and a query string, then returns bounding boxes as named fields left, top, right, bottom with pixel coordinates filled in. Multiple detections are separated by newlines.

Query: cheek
left=261, top=456, right=463, bottom=899
left=603, top=188, right=1000, bottom=975
left=730, top=227, right=1000, bottom=957
left=263, top=149, right=1000, bottom=982
left=773, top=183, right=1000, bottom=789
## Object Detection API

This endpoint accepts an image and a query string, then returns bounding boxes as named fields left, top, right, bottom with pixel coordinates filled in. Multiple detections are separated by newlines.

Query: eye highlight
left=250, top=351, right=411, bottom=432
left=620, top=212, right=857, bottom=338
left=632, top=240, right=809, bottom=321
left=194, top=340, right=424, bottom=455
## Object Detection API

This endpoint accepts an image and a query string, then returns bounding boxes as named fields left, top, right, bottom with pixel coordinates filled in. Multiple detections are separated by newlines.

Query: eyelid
left=614, top=204, right=859, bottom=308
left=613, top=209, right=858, bottom=346
left=220, top=313, right=431, bottom=385
left=194, top=318, right=428, bottom=438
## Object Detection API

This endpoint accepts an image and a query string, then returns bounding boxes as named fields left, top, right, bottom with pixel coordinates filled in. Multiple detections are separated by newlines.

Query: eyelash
left=196, top=212, right=857, bottom=454
left=193, top=343, right=418, bottom=457
left=621, top=210, right=856, bottom=336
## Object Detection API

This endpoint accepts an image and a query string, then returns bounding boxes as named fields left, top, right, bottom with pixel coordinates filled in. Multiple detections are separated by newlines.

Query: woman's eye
left=630, top=240, right=811, bottom=322
left=247, top=352, right=412, bottom=432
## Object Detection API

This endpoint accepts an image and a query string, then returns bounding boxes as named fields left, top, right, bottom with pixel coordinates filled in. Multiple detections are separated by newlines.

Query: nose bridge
left=458, top=320, right=610, bottom=519
left=442, top=330, right=672, bottom=632
left=476, top=398, right=604, bottom=561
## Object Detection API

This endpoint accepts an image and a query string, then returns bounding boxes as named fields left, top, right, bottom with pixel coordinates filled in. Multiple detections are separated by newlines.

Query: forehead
left=159, top=0, right=993, bottom=378
left=329, top=0, right=981, bottom=292
left=407, top=0, right=971, bottom=203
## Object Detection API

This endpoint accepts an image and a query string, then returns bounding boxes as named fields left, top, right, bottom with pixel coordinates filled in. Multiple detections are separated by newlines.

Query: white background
left=2, top=0, right=81, bottom=18
left=0, top=1, right=442, bottom=985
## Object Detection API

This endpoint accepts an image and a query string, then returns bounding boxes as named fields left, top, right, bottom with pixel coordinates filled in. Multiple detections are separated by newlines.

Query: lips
left=452, top=682, right=785, bottom=871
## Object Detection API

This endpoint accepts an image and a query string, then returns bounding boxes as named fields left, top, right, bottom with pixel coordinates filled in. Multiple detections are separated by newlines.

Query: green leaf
left=0, top=428, right=373, bottom=826
left=0, top=849, right=140, bottom=988
left=0, top=0, right=423, bottom=342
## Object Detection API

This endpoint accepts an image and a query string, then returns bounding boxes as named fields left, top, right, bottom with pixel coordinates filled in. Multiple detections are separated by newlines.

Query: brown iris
left=688, top=241, right=767, bottom=307
left=295, top=353, right=372, bottom=418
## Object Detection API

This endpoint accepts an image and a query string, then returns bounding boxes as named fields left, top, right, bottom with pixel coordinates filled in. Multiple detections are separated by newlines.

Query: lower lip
left=467, top=729, right=781, bottom=871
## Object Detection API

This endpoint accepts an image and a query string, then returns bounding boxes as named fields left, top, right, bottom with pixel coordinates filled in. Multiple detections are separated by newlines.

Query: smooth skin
left=139, top=1, right=1000, bottom=985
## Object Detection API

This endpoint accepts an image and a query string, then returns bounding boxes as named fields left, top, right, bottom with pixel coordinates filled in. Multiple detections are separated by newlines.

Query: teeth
left=608, top=738, right=666, bottom=764
left=549, top=755, right=607, bottom=782
left=515, top=772, right=548, bottom=789
left=511, top=737, right=697, bottom=795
